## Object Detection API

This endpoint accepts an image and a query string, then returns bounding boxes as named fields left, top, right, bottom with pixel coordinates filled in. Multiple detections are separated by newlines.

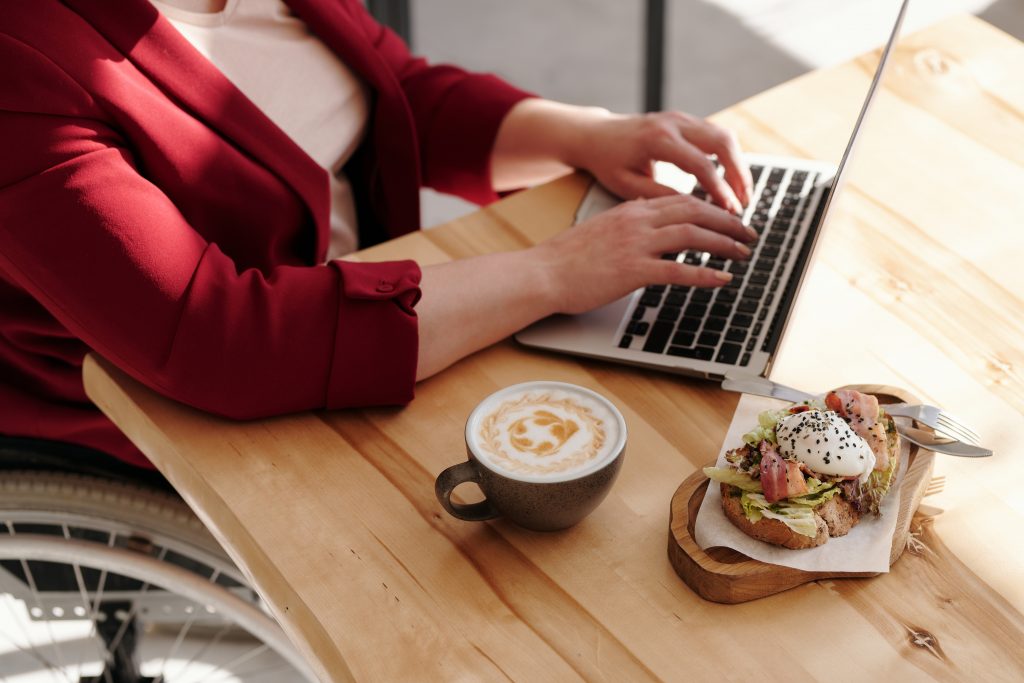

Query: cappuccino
left=468, top=382, right=624, bottom=482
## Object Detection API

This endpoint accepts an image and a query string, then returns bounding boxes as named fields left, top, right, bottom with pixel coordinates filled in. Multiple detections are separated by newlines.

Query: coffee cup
left=435, top=381, right=627, bottom=531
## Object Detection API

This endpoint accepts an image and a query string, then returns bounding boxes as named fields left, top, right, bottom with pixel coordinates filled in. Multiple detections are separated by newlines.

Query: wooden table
left=84, top=15, right=1024, bottom=682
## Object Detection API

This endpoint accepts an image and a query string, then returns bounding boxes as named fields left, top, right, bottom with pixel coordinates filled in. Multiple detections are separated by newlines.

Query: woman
left=0, top=0, right=754, bottom=468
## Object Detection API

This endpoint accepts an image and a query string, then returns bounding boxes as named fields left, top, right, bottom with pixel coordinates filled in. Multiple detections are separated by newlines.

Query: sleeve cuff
left=325, top=259, right=422, bottom=408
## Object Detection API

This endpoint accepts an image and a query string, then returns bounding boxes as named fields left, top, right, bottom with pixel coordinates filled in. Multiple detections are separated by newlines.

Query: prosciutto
left=759, top=441, right=809, bottom=503
left=825, top=390, right=890, bottom=471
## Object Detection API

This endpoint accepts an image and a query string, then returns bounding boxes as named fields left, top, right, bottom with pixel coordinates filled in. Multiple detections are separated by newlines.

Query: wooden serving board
left=668, top=386, right=935, bottom=604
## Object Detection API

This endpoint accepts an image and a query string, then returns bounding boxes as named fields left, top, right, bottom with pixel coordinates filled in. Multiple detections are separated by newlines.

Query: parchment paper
left=693, top=394, right=910, bottom=573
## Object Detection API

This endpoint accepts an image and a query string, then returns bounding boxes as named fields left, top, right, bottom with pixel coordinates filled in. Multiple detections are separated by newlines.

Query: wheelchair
left=0, top=436, right=315, bottom=682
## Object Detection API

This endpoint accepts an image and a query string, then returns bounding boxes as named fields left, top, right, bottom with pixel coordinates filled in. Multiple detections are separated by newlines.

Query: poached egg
left=775, top=409, right=875, bottom=482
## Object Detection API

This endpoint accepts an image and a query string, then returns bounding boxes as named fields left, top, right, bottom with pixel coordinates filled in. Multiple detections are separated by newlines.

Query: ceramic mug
left=435, top=381, right=627, bottom=531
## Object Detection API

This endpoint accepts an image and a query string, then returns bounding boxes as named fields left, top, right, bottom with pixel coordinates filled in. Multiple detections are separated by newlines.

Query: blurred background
left=387, top=0, right=1024, bottom=226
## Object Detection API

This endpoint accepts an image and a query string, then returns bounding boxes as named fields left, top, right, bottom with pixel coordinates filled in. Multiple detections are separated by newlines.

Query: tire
left=0, top=470, right=314, bottom=682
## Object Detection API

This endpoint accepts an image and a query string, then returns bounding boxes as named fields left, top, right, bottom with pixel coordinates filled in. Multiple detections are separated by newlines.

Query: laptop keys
left=704, top=316, right=727, bottom=332
left=716, top=343, right=743, bottom=365
left=665, top=290, right=687, bottom=307
left=714, top=288, right=737, bottom=304
left=709, top=303, right=731, bottom=318
left=657, top=306, right=681, bottom=323
left=698, top=331, right=721, bottom=346
left=619, top=163, right=817, bottom=366
left=728, top=261, right=749, bottom=275
left=742, top=285, right=764, bottom=300
left=749, top=272, right=769, bottom=286
left=737, top=299, right=759, bottom=314
left=683, top=302, right=707, bottom=318
left=640, top=290, right=663, bottom=307
left=642, top=321, right=675, bottom=353
left=726, top=327, right=747, bottom=343
left=672, top=330, right=695, bottom=346
left=667, top=345, right=714, bottom=360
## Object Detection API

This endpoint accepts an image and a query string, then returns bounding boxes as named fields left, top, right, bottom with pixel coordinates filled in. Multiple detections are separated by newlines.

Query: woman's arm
left=415, top=193, right=754, bottom=380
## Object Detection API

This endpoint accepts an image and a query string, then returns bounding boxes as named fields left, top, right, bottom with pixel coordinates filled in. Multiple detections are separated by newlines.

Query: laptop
left=515, top=0, right=909, bottom=380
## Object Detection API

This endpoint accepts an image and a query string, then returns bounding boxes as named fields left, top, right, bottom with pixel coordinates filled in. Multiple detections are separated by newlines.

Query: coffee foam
left=469, top=383, right=622, bottom=481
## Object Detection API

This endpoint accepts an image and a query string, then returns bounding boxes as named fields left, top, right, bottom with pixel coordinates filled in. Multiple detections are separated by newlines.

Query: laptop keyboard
left=618, top=164, right=826, bottom=367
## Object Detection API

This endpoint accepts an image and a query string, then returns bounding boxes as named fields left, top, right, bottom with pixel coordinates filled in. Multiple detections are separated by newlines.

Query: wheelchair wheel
left=0, top=470, right=316, bottom=682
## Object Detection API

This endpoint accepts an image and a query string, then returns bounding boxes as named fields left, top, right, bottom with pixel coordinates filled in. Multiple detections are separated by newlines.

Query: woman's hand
left=566, top=110, right=753, bottom=213
left=492, top=100, right=752, bottom=213
left=533, top=193, right=755, bottom=315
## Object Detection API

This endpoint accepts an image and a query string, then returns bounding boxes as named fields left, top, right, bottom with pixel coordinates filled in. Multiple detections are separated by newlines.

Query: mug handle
left=434, top=461, right=499, bottom=522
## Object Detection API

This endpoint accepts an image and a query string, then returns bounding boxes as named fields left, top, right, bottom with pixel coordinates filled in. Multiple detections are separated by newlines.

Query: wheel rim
left=0, top=533, right=314, bottom=682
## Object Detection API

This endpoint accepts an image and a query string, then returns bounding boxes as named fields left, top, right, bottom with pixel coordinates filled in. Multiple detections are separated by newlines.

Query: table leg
left=645, top=0, right=666, bottom=112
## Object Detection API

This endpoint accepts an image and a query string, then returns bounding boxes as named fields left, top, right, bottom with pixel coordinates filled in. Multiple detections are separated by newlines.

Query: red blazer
left=0, top=0, right=533, bottom=467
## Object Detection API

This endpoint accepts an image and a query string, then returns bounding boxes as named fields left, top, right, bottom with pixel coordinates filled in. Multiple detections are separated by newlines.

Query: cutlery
left=720, top=375, right=993, bottom=458
left=722, top=375, right=979, bottom=444
left=721, top=375, right=814, bottom=404
left=873, top=402, right=980, bottom=445
left=896, top=425, right=992, bottom=458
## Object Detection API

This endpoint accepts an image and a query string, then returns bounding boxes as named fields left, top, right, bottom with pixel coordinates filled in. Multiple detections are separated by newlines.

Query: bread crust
left=720, top=483, right=828, bottom=549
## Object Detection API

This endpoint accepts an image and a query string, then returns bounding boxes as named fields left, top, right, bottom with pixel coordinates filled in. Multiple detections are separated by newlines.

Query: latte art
left=471, top=385, right=621, bottom=479
left=509, top=409, right=582, bottom=456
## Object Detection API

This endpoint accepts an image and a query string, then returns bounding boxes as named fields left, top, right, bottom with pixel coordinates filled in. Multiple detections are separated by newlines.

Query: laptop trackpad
left=515, top=296, right=631, bottom=354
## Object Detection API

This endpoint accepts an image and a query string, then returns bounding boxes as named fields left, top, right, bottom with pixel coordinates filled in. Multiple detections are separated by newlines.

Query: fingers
left=674, top=116, right=753, bottom=207
left=651, top=259, right=734, bottom=288
left=642, top=194, right=757, bottom=243
left=654, top=134, right=743, bottom=214
left=649, top=223, right=751, bottom=261
left=715, top=138, right=753, bottom=209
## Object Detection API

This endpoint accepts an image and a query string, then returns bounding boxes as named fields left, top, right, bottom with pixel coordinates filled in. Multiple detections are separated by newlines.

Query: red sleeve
left=345, top=0, right=537, bottom=205
left=0, top=32, right=420, bottom=419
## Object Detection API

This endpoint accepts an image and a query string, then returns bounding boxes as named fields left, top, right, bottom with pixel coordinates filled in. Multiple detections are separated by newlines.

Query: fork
left=878, top=403, right=980, bottom=445
left=721, top=375, right=981, bottom=445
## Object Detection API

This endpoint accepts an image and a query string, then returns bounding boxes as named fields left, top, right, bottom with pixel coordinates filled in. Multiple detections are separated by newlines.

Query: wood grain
left=83, top=15, right=1024, bottom=683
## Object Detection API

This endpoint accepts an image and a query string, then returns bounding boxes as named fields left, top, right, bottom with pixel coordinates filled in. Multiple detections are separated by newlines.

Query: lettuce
left=735, top=477, right=841, bottom=538
left=741, top=407, right=791, bottom=445
left=757, top=505, right=820, bottom=538
left=787, top=478, right=841, bottom=507
left=740, top=492, right=821, bottom=537
left=859, top=447, right=899, bottom=515
left=703, top=467, right=762, bottom=492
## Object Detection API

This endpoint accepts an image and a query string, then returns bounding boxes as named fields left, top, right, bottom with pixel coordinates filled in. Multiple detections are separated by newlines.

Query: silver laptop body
left=515, top=0, right=909, bottom=380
